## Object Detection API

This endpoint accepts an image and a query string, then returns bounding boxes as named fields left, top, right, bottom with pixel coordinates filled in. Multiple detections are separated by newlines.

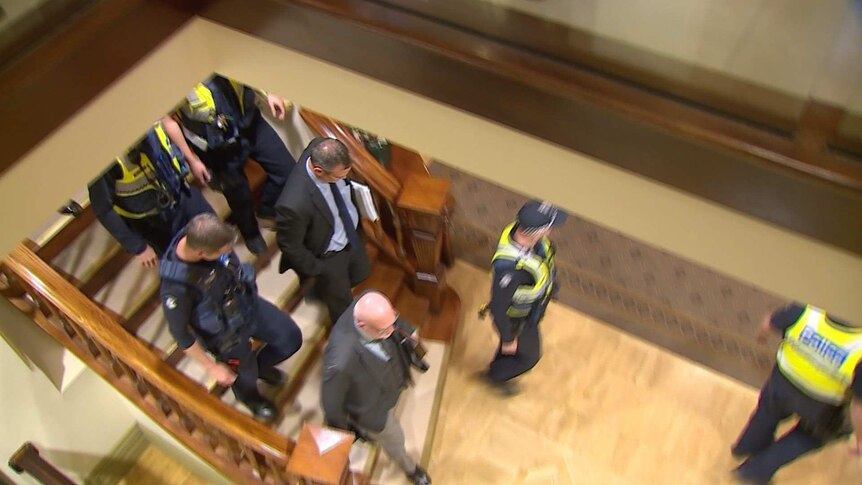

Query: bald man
left=321, top=291, right=431, bottom=485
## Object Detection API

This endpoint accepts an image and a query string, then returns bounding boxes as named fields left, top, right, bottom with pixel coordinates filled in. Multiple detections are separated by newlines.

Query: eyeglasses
left=313, top=163, right=352, bottom=181
left=373, top=312, right=400, bottom=338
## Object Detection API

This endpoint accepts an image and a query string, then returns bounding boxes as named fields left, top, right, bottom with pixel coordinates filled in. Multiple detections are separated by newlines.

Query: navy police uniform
left=486, top=201, right=565, bottom=385
left=159, top=231, right=302, bottom=411
left=89, top=123, right=213, bottom=256
left=177, top=75, right=296, bottom=247
left=732, top=303, right=862, bottom=483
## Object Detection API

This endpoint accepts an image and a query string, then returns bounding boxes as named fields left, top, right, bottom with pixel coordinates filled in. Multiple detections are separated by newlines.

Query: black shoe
left=478, top=371, right=520, bottom=397
left=246, top=399, right=277, bottom=423
left=258, top=367, right=286, bottom=387
left=732, top=464, right=770, bottom=485
left=407, top=466, right=431, bottom=485
left=494, top=380, right=521, bottom=397
left=246, top=236, right=267, bottom=256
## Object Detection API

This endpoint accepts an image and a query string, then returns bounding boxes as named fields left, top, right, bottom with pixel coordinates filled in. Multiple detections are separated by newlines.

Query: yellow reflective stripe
left=111, top=156, right=161, bottom=218
left=777, top=305, right=862, bottom=403
left=186, top=84, right=216, bottom=122
left=492, top=222, right=554, bottom=315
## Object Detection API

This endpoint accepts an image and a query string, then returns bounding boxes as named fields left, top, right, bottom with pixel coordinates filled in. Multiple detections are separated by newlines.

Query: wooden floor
left=118, top=446, right=207, bottom=485
left=427, top=262, right=861, bottom=484
left=121, top=260, right=861, bottom=484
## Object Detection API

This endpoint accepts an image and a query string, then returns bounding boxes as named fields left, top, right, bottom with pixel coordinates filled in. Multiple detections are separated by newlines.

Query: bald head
left=354, top=291, right=398, bottom=339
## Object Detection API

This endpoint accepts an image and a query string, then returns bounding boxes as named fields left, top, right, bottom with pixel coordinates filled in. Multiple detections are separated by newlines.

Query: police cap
left=517, top=200, right=568, bottom=234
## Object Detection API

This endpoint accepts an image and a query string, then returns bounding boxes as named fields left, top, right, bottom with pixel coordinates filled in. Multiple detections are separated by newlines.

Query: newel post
left=395, top=175, right=451, bottom=311
left=286, top=424, right=354, bottom=484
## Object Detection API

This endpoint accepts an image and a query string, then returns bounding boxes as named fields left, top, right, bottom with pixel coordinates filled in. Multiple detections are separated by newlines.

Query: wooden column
left=396, top=175, right=451, bottom=312
left=286, top=424, right=354, bottom=485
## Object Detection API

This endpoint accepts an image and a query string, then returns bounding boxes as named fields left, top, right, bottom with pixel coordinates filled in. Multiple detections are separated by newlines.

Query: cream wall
left=202, top=21, right=862, bottom=322
left=2, top=17, right=861, bottom=321
left=0, top=301, right=135, bottom=484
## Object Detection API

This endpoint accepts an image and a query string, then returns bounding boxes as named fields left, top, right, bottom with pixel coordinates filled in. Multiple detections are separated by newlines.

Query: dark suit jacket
left=275, top=138, right=358, bottom=275
left=320, top=297, right=414, bottom=432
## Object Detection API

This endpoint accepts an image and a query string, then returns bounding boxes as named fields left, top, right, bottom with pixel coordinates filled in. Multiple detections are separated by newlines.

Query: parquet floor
left=118, top=446, right=208, bottom=485
left=428, top=262, right=860, bottom=484
left=122, top=261, right=861, bottom=484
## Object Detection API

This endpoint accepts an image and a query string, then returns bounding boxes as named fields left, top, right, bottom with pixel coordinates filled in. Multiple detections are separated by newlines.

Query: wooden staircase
left=0, top=106, right=459, bottom=483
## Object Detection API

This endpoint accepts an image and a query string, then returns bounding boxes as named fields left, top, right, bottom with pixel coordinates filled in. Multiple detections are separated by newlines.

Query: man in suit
left=275, top=137, right=370, bottom=324
left=321, top=291, right=431, bottom=485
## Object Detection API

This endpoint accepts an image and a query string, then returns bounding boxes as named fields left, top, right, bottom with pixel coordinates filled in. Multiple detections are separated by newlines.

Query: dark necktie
left=329, top=182, right=359, bottom=248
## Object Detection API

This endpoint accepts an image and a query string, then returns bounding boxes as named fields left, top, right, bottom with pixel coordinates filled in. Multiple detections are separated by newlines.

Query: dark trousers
left=198, top=113, right=296, bottom=241
left=488, top=320, right=542, bottom=382
left=218, top=297, right=302, bottom=404
left=125, top=187, right=214, bottom=255
left=732, top=368, right=846, bottom=484
left=311, top=242, right=370, bottom=325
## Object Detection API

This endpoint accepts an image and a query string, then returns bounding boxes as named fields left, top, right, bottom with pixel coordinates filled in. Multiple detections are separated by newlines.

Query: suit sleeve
left=275, top=203, right=323, bottom=276
left=321, top=356, right=351, bottom=430
left=88, top=169, right=149, bottom=255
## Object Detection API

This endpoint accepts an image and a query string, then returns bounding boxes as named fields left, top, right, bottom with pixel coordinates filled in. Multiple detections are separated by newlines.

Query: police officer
left=162, top=74, right=296, bottom=255
left=731, top=303, right=862, bottom=484
left=481, top=200, right=566, bottom=396
left=159, top=213, right=302, bottom=421
left=89, top=121, right=214, bottom=267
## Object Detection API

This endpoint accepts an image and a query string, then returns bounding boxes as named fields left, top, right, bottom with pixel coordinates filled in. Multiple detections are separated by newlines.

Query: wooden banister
left=1, top=245, right=294, bottom=484
left=299, top=107, right=456, bottom=315
left=9, top=442, right=76, bottom=485
left=300, top=109, right=401, bottom=201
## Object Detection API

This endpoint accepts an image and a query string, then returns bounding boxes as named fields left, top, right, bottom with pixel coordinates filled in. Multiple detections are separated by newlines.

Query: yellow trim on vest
left=491, top=222, right=554, bottom=318
left=112, top=155, right=161, bottom=219
left=777, top=305, right=862, bottom=404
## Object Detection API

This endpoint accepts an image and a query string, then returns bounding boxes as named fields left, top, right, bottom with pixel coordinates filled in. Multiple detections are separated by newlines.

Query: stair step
left=353, top=263, right=405, bottom=303
left=91, top=263, right=160, bottom=320
left=51, top=222, right=119, bottom=282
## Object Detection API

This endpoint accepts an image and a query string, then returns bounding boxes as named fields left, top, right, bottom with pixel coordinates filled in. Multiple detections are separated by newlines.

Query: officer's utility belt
left=510, top=318, right=527, bottom=339
left=180, top=117, right=241, bottom=153
left=207, top=295, right=250, bottom=355
left=478, top=303, right=527, bottom=338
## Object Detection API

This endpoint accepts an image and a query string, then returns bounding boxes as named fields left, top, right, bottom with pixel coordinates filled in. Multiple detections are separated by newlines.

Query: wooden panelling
left=0, top=0, right=205, bottom=176
left=198, top=0, right=862, bottom=255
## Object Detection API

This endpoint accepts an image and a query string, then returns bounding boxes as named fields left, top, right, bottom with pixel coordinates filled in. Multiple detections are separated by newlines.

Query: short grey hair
left=184, top=213, right=238, bottom=253
left=309, top=138, right=351, bottom=171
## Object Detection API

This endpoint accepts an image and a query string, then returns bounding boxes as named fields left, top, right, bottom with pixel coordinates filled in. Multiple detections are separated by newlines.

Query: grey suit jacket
left=321, top=298, right=414, bottom=432
left=274, top=137, right=359, bottom=276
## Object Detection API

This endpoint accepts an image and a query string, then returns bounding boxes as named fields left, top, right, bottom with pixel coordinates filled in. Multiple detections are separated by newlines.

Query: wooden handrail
left=299, top=106, right=456, bottom=315
left=300, top=108, right=401, bottom=201
left=8, top=442, right=76, bottom=485
left=1, top=245, right=294, bottom=484
left=301, top=107, right=415, bottom=273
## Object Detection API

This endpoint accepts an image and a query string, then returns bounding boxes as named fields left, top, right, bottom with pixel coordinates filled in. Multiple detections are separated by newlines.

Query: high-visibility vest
left=491, top=222, right=556, bottom=319
left=776, top=305, right=862, bottom=404
left=112, top=123, right=185, bottom=219
left=179, top=75, right=257, bottom=152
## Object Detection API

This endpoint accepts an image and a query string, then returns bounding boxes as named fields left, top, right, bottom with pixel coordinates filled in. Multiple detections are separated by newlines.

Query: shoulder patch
left=163, top=296, right=178, bottom=310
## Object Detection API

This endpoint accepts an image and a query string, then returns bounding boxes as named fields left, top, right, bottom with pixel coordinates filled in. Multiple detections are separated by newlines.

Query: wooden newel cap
left=397, top=175, right=450, bottom=215
left=286, top=424, right=354, bottom=484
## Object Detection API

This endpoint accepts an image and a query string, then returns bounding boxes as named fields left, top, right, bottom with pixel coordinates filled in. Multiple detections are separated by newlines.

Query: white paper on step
left=312, top=427, right=349, bottom=455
